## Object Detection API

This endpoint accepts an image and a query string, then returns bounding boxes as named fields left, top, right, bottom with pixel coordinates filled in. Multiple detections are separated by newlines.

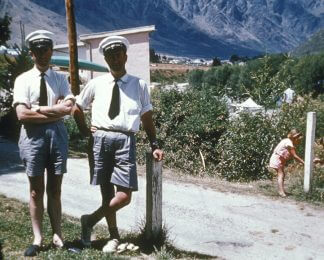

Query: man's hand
left=90, top=126, right=98, bottom=133
left=153, top=148, right=164, bottom=161
left=39, top=98, right=74, bottom=117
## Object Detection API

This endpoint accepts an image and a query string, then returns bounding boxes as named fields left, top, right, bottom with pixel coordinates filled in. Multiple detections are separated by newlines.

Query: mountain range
left=293, top=28, right=324, bottom=56
left=1, top=0, right=324, bottom=58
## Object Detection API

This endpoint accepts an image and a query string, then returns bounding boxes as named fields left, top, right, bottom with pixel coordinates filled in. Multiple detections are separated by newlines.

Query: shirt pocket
left=125, top=98, right=141, bottom=115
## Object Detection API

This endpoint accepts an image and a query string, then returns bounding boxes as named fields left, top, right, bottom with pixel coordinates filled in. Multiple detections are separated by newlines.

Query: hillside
left=293, top=28, right=324, bottom=56
left=1, top=0, right=324, bottom=58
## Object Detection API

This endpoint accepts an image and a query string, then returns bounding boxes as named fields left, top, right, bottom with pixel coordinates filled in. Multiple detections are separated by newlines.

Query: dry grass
left=0, top=195, right=216, bottom=259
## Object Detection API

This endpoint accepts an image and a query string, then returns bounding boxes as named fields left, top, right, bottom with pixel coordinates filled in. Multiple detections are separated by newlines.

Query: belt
left=94, top=126, right=133, bottom=135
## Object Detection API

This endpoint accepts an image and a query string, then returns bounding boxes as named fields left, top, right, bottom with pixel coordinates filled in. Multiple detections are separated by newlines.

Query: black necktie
left=39, top=72, right=48, bottom=106
left=108, top=79, right=120, bottom=119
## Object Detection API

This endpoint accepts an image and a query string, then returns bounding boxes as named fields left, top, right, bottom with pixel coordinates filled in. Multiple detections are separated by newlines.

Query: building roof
left=79, top=25, right=155, bottom=42
left=54, top=42, right=85, bottom=50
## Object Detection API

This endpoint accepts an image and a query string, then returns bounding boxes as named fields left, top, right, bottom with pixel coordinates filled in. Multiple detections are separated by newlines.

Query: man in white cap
left=73, top=35, right=164, bottom=252
left=12, top=30, right=75, bottom=256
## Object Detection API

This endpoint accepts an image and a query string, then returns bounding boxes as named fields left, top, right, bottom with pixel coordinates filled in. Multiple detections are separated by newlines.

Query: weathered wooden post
left=65, top=0, right=80, bottom=95
left=304, top=112, right=316, bottom=193
left=146, top=151, right=162, bottom=240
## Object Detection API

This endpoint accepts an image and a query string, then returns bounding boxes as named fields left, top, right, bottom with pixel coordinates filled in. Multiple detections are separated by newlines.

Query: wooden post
left=65, top=0, right=80, bottom=95
left=146, top=151, right=162, bottom=240
left=304, top=112, right=316, bottom=193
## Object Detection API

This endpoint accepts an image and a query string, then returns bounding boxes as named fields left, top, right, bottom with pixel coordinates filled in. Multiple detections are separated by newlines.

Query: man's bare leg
left=85, top=185, right=132, bottom=231
left=46, top=173, right=64, bottom=247
left=28, top=176, right=45, bottom=246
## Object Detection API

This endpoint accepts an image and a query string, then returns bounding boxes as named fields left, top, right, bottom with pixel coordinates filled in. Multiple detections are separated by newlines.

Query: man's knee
left=46, top=185, right=62, bottom=200
left=117, top=188, right=132, bottom=206
left=122, top=193, right=131, bottom=206
left=30, top=187, right=45, bottom=200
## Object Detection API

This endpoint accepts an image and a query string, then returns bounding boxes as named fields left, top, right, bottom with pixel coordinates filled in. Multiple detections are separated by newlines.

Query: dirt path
left=1, top=136, right=324, bottom=259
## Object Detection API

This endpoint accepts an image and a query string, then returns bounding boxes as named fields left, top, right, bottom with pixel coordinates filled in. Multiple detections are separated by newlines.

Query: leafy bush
left=215, top=97, right=316, bottom=182
left=136, top=88, right=228, bottom=175
left=0, top=47, right=33, bottom=141
left=216, top=112, right=277, bottom=181
left=0, top=46, right=33, bottom=112
left=292, top=53, right=324, bottom=96
left=187, top=69, right=204, bottom=89
left=64, top=113, right=91, bottom=154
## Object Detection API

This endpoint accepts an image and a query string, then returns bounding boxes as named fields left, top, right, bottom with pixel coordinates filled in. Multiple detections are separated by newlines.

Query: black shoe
left=24, top=244, right=40, bottom=257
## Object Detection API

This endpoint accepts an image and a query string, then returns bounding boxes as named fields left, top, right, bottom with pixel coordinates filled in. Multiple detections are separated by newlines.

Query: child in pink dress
left=269, top=129, right=304, bottom=197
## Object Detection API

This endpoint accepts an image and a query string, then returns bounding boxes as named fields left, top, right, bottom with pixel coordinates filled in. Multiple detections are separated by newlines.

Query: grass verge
left=0, top=194, right=216, bottom=259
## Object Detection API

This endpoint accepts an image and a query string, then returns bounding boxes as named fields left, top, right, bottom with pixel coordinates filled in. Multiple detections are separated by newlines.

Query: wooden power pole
left=65, top=0, right=80, bottom=95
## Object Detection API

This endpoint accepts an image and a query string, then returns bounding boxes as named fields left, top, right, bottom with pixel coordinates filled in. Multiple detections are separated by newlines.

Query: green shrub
left=215, top=97, right=317, bottom=182
left=187, top=69, right=204, bottom=89
left=136, top=88, right=228, bottom=175
left=64, top=112, right=91, bottom=154
left=216, top=112, right=277, bottom=181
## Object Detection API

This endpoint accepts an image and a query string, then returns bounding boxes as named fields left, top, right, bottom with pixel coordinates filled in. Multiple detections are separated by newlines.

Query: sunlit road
left=1, top=136, right=324, bottom=259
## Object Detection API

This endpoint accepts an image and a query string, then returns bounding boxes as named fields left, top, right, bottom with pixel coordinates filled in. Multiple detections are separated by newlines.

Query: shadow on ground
left=0, top=136, right=24, bottom=175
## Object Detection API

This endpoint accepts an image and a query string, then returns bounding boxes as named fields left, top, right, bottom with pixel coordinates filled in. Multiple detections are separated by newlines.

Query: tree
left=212, top=57, right=221, bottom=66
left=230, top=54, right=240, bottom=63
left=150, top=48, right=160, bottom=63
left=0, top=13, right=12, bottom=46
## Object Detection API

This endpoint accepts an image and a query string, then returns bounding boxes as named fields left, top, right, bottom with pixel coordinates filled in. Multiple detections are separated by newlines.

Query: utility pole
left=65, top=0, right=80, bottom=95
left=20, top=21, right=25, bottom=48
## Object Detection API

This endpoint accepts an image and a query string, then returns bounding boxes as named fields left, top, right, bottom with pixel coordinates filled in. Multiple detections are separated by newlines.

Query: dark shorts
left=18, top=121, right=68, bottom=177
left=91, top=130, right=138, bottom=191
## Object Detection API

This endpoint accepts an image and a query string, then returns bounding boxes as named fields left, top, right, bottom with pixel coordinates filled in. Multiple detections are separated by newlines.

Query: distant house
left=53, top=25, right=155, bottom=85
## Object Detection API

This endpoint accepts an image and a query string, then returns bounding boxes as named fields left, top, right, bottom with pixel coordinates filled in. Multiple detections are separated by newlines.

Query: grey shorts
left=91, top=130, right=138, bottom=191
left=18, top=121, right=68, bottom=177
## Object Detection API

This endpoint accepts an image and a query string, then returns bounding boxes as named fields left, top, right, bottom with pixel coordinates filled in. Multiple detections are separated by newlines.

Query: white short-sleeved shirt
left=76, top=73, right=152, bottom=133
left=13, top=66, right=74, bottom=109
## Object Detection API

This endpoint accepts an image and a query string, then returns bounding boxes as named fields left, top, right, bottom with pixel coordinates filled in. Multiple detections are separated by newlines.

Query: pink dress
left=269, top=138, right=294, bottom=169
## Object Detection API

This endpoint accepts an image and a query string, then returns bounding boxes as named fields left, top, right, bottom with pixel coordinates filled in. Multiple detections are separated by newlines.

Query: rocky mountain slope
left=1, top=0, right=324, bottom=58
left=293, top=28, right=324, bottom=56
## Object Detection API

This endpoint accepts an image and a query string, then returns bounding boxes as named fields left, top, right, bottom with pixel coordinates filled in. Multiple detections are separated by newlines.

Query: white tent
left=233, top=97, right=264, bottom=113
left=239, top=98, right=263, bottom=108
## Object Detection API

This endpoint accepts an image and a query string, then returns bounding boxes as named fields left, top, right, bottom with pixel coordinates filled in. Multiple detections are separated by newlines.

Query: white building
left=53, top=25, right=155, bottom=85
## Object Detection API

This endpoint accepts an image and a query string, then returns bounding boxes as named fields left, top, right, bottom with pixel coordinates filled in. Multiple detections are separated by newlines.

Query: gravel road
left=1, top=136, right=324, bottom=259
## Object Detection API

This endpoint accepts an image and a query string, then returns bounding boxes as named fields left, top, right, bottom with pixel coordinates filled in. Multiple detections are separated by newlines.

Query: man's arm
left=141, top=110, right=164, bottom=161
left=36, top=99, right=74, bottom=118
left=16, top=104, right=62, bottom=124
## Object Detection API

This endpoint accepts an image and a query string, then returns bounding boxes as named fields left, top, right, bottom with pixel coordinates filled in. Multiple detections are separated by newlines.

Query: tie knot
left=40, top=72, right=45, bottom=77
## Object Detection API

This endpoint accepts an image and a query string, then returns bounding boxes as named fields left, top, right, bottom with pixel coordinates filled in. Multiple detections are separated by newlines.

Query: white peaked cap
left=99, top=35, right=129, bottom=55
left=25, top=30, right=54, bottom=46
